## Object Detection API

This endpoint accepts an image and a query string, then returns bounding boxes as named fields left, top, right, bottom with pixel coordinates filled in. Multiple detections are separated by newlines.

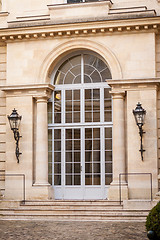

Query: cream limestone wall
left=7, top=33, right=156, bottom=86
left=2, top=0, right=160, bottom=22
left=156, top=34, right=160, bottom=192
left=5, top=95, right=34, bottom=199
left=1, top=0, right=160, bottom=201
left=0, top=42, right=6, bottom=197
left=127, top=88, right=158, bottom=199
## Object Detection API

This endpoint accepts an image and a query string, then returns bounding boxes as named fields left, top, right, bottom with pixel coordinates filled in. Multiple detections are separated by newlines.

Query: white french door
left=48, top=86, right=112, bottom=200
left=48, top=53, right=112, bottom=199
left=51, top=126, right=112, bottom=200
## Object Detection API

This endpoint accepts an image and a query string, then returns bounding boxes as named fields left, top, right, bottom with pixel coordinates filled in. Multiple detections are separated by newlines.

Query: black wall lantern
left=133, top=102, right=146, bottom=161
left=8, top=109, right=22, bottom=163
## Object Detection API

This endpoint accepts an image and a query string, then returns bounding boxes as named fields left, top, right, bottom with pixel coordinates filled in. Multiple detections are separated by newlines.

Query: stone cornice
left=0, top=16, right=160, bottom=42
left=107, top=78, right=160, bottom=85
left=107, top=78, right=160, bottom=91
left=1, top=84, right=55, bottom=98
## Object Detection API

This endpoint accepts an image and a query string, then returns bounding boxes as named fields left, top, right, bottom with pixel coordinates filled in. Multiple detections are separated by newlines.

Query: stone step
left=0, top=200, right=150, bottom=221
left=0, top=208, right=149, bottom=214
left=0, top=213, right=147, bottom=221
left=21, top=200, right=121, bottom=206
left=18, top=205, right=123, bottom=210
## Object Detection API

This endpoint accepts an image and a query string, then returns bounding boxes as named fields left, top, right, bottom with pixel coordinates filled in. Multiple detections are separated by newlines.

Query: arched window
left=48, top=51, right=112, bottom=200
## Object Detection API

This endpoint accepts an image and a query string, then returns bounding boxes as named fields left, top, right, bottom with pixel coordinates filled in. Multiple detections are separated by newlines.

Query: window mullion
left=81, top=54, right=84, bottom=84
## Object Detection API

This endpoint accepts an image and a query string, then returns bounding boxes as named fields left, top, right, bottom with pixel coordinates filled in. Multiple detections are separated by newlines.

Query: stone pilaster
left=34, top=96, right=49, bottom=186
left=108, top=91, right=128, bottom=200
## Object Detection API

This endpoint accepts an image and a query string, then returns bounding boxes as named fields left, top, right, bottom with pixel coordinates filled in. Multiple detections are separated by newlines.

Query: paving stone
left=0, top=221, right=147, bottom=240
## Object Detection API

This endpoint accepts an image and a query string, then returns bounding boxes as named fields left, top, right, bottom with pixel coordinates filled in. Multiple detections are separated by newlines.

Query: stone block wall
left=0, top=41, right=6, bottom=196
left=156, top=34, right=160, bottom=191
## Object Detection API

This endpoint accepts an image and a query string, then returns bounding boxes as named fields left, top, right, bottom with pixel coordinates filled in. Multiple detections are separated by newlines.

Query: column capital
left=35, top=96, right=49, bottom=103
left=109, top=90, right=126, bottom=99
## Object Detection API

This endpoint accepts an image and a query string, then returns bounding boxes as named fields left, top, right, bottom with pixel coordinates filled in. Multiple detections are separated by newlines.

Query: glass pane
left=85, top=89, right=92, bottom=100
left=93, top=140, right=100, bottom=150
left=73, top=101, right=80, bottom=111
left=66, top=175, right=72, bottom=185
left=93, top=151, right=100, bottom=162
left=66, top=101, right=72, bottom=112
left=90, top=70, right=101, bottom=83
left=54, top=141, right=61, bottom=151
left=66, top=129, right=72, bottom=139
left=85, top=175, right=92, bottom=185
left=84, top=54, right=96, bottom=65
left=105, top=151, right=112, bottom=162
left=66, top=140, right=72, bottom=150
left=85, top=128, right=92, bottom=139
left=64, top=71, right=74, bottom=84
left=59, top=60, right=72, bottom=74
left=93, top=58, right=106, bottom=72
left=54, top=163, right=61, bottom=174
left=93, top=163, right=100, bottom=173
left=74, top=175, right=81, bottom=185
left=74, top=152, right=80, bottom=162
left=93, top=175, right=100, bottom=185
left=85, top=151, right=92, bottom=162
left=85, top=101, right=92, bottom=111
left=105, top=111, right=112, bottom=122
left=105, top=140, right=112, bottom=150
left=54, top=113, right=61, bottom=124
left=93, top=102, right=100, bottom=113
left=105, top=163, right=112, bottom=173
left=93, top=89, right=100, bottom=99
left=48, top=141, right=52, bottom=151
left=74, top=129, right=80, bottom=139
left=74, top=140, right=80, bottom=150
left=66, top=163, right=72, bottom=174
left=66, top=113, right=72, bottom=123
left=69, top=55, right=81, bottom=66
left=54, top=91, right=61, bottom=123
left=54, top=71, right=65, bottom=85
left=85, top=140, right=92, bottom=150
left=85, top=112, right=92, bottom=122
left=84, top=75, right=92, bottom=83
left=71, top=65, right=81, bottom=76
left=105, top=128, right=112, bottom=139
left=66, top=152, right=72, bottom=162
left=74, top=163, right=81, bottom=173
left=104, top=100, right=111, bottom=110
left=73, top=112, right=80, bottom=123
left=54, top=152, right=61, bottom=163
left=48, top=102, right=52, bottom=124
left=74, top=75, right=81, bottom=84
left=48, top=174, right=52, bottom=185
left=101, top=68, right=112, bottom=81
left=93, top=128, right=100, bottom=138
left=105, top=174, right=112, bottom=185
left=74, top=90, right=80, bottom=100
left=48, top=129, right=52, bottom=140
left=84, top=65, right=95, bottom=76
left=104, top=88, right=111, bottom=99
left=54, top=175, right=61, bottom=185
left=48, top=152, right=52, bottom=163
left=66, top=90, right=72, bottom=100
left=93, top=111, right=100, bottom=122
left=85, top=163, right=92, bottom=173
left=48, top=163, right=52, bottom=174
left=54, top=129, right=61, bottom=140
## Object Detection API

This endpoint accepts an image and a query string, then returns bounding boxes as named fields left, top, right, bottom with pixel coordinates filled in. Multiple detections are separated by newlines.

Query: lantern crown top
left=133, top=102, right=146, bottom=127
left=8, top=108, right=22, bottom=131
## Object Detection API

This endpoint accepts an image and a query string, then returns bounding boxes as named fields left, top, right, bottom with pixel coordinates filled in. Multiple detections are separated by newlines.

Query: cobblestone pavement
left=0, top=221, right=147, bottom=240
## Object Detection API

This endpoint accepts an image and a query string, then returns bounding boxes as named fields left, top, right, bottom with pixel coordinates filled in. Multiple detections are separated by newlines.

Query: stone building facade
left=0, top=0, right=160, bottom=203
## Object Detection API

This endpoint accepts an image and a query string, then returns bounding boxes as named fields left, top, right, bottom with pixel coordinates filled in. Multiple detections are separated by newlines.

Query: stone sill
left=48, top=0, right=112, bottom=22
left=0, top=12, right=9, bottom=17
